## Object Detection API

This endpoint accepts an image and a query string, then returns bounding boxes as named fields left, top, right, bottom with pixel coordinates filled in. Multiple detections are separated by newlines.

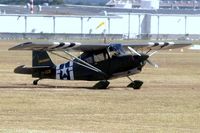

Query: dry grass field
left=0, top=40, right=200, bottom=133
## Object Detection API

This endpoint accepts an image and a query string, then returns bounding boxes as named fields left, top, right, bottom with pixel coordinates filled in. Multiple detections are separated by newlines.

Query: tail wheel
left=33, top=79, right=41, bottom=85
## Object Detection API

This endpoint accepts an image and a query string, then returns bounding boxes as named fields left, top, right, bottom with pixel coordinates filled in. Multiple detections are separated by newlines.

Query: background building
left=0, top=4, right=200, bottom=40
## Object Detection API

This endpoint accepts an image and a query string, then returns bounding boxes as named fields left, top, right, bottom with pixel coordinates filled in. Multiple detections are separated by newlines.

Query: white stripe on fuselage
left=69, top=61, right=74, bottom=80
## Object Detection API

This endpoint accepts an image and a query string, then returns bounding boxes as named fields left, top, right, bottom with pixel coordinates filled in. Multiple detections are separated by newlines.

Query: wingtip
left=8, top=45, right=20, bottom=51
left=9, top=42, right=33, bottom=51
left=8, top=47, right=15, bottom=51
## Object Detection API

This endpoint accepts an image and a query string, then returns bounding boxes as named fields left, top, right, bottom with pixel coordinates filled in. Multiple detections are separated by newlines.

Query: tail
left=31, top=51, right=55, bottom=78
left=14, top=51, right=55, bottom=79
left=32, top=50, right=55, bottom=67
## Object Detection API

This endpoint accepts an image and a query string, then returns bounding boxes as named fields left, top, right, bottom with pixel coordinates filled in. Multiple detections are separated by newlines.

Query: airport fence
left=0, top=32, right=123, bottom=40
left=0, top=32, right=199, bottom=40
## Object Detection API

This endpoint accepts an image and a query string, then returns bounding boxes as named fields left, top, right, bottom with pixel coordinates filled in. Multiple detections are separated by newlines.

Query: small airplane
left=9, top=40, right=191, bottom=89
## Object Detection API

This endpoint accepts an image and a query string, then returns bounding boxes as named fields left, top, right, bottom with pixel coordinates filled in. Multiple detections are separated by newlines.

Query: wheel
left=93, top=80, right=110, bottom=89
left=33, top=80, right=37, bottom=85
left=33, top=79, right=40, bottom=85
left=127, top=80, right=143, bottom=89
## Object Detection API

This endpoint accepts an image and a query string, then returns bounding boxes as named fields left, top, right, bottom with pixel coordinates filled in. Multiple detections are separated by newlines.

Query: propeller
left=149, top=51, right=158, bottom=57
left=147, top=51, right=159, bottom=68
left=147, top=59, right=159, bottom=68
left=128, top=46, right=141, bottom=56
left=128, top=46, right=159, bottom=68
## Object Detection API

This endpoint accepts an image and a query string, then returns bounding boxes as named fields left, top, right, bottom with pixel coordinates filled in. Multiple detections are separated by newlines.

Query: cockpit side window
left=84, top=56, right=94, bottom=64
left=80, top=50, right=109, bottom=64
left=79, top=53, right=94, bottom=64
left=93, top=52, right=108, bottom=63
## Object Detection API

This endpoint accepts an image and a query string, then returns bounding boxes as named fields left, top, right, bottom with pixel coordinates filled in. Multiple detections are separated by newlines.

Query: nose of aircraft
left=131, top=52, right=158, bottom=68
left=140, top=54, right=149, bottom=62
left=132, top=54, right=149, bottom=67
left=132, top=54, right=149, bottom=62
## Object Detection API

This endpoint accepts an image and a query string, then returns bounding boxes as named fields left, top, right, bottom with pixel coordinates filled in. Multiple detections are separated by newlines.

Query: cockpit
left=107, top=44, right=125, bottom=58
left=79, top=44, right=126, bottom=64
left=79, top=50, right=109, bottom=64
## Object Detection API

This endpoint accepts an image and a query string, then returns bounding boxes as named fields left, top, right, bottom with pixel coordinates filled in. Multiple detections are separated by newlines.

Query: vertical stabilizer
left=32, top=51, right=55, bottom=67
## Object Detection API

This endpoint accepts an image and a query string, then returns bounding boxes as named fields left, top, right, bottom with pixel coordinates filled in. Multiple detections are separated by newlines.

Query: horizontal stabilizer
left=14, top=65, right=51, bottom=74
left=14, top=65, right=32, bottom=74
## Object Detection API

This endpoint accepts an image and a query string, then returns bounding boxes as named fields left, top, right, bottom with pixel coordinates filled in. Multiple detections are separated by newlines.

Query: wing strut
left=50, top=51, right=107, bottom=76
left=63, top=51, right=105, bottom=74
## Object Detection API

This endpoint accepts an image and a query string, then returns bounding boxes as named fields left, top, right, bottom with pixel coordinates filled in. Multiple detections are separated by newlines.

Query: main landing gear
left=93, top=80, right=110, bottom=89
left=93, top=77, right=143, bottom=90
left=33, top=79, right=41, bottom=85
left=127, top=76, right=143, bottom=90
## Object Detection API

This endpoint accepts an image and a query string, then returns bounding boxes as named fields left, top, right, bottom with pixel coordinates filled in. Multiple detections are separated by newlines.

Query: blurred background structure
left=0, top=0, right=200, bottom=40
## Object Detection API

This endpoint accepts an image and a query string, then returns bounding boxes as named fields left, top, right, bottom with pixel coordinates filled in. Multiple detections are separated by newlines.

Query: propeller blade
left=149, top=51, right=158, bottom=57
left=128, top=46, right=141, bottom=56
left=147, top=59, right=159, bottom=68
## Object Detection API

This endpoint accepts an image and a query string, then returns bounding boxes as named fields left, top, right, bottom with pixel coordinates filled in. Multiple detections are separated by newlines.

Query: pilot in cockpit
left=107, top=44, right=125, bottom=58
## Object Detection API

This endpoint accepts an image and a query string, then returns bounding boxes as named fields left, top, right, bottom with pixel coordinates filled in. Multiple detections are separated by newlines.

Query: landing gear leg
left=127, top=76, right=143, bottom=90
left=33, top=79, right=41, bottom=85
left=93, top=80, right=110, bottom=89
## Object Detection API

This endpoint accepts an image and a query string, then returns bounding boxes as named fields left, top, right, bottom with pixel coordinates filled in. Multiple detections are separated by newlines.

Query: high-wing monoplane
left=9, top=41, right=191, bottom=89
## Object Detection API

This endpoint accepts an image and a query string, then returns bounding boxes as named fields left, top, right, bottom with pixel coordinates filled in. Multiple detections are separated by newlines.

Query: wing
left=9, top=41, right=108, bottom=51
left=9, top=41, right=192, bottom=52
left=124, top=41, right=192, bottom=51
